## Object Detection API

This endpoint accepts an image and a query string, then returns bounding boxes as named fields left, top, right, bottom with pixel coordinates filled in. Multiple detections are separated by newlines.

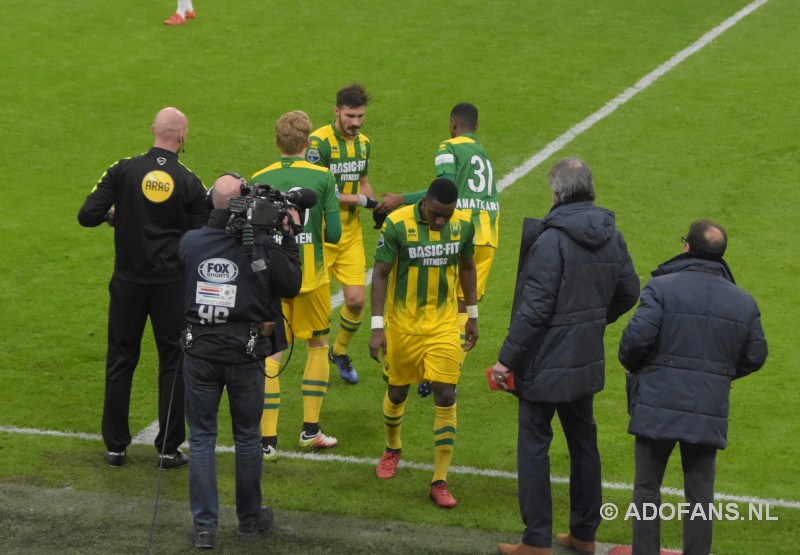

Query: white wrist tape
left=466, top=305, right=479, bottom=319
left=371, top=316, right=385, bottom=329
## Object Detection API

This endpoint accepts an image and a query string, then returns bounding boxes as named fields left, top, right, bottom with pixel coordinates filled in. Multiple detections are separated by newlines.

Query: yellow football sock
left=261, top=358, right=281, bottom=437
left=383, top=392, right=406, bottom=450
left=302, top=346, right=330, bottom=424
left=432, top=404, right=457, bottom=483
left=333, top=305, right=363, bottom=356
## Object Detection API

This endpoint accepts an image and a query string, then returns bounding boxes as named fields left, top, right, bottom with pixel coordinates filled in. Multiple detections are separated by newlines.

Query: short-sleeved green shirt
left=375, top=201, right=475, bottom=335
left=251, top=157, right=339, bottom=293
left=435, top=133, right=500, bottom=248
left=307, top=123, right=370, bottom=231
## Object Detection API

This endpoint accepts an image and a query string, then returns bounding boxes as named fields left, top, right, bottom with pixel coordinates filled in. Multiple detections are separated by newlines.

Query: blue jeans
left=184, top=354, right=265, bottom=529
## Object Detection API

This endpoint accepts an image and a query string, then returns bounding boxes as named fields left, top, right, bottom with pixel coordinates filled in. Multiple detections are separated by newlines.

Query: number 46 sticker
left=198, top=305, right=230, bottom=324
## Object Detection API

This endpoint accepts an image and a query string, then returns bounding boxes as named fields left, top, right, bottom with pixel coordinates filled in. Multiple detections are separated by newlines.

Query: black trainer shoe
left=189, top=525, right=216, bottom=549
left=104, top=450, right=126, bottom=467
left=238, top=506, right=274, bottom=536
left=158, top=448, right=189, bottom=470
left=329, top=346, right=359, bottom=384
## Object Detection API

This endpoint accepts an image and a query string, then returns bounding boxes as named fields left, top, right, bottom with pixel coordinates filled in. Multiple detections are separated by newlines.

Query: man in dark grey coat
left=492, top=157, right=640, bottom=555
left=618, top=219, right=767, bottom=555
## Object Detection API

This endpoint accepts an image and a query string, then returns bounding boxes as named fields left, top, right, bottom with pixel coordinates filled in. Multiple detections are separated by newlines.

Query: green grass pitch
left=0, top=0, right=797, bottom=553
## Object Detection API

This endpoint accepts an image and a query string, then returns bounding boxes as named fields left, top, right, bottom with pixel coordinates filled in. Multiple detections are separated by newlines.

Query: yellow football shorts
left=457, top=244, right=496, bottom=302
left=324, top=222, right=367, bottom=287
left=383, top=326, right=462, bottom=386
left=281, top=283, right=331, bottom=342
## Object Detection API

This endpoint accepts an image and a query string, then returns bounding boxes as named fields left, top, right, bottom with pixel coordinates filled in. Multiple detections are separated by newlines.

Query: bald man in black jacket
left=79, top=107, right=208, bottom=469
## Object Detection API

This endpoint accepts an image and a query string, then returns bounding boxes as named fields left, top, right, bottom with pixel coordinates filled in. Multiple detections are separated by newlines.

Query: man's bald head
left=211, top=174, right=243, bottom=209
left=685, top=219, right=727, bottom=257
left=152, top=107, right=189, bottom=153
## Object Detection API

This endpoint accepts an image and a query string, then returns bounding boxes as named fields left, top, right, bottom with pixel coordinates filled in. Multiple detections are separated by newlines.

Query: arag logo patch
left=142, top=170, right=174, bottom=203
left=198, top=258, right=239, bottom=283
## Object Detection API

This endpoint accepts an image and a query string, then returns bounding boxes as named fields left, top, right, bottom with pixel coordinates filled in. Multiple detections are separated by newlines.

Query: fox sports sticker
left=198, top=258, right=239, bottom=283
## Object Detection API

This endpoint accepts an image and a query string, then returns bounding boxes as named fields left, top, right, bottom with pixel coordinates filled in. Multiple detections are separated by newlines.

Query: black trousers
left=632, top=437, right=717, bottom=555
left=101, top=277, right=185, bottom=454
left=517, top=395, right=602, bottom=547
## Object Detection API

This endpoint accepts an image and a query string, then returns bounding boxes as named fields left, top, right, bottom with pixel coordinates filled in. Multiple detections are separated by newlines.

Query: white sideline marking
left=2, top=424, right=798, bottom=510
left=496, top=0, right=769, bottom=192
left=132, top=420, right=159, bottom=445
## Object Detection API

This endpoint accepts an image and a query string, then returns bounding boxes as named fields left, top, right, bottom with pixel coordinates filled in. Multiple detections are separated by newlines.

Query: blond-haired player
left=252, top=111, right=342, bottom=459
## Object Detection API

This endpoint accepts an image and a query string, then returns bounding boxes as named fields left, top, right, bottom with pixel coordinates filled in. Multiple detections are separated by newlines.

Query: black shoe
left=104, top=450, right=126, bottom=467
left=189, top=525, right=216, bottom=549
left=238, top=506, right=274, bottom=536
left=158, top=448, right=189, bottom=470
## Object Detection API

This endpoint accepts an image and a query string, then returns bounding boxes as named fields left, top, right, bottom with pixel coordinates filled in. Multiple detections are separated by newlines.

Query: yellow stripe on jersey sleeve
left=251, top=161, right=283, bottom=180
left=445, top=136, right=476, bottom=145
left=301, top=244, right=317, bottom=293
left=291, top=160, right=331, bottom=173
left=311, top=125, right=336, bottom=142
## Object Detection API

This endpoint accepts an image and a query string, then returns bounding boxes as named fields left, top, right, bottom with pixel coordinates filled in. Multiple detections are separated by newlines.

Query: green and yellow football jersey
left=307, top=123, right=370, bottom=231
left=375, top=202, right=475, bottom=336
left=435, top=133, right=499, bottom=248
left=251, top=157, right=339, bottom=293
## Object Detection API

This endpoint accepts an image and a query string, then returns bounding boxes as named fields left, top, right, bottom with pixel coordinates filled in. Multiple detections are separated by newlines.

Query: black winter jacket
left=618, top=254, right=768, bottom=449
left=498, top=199, right=639, bottom=403
left=78, top=147, right=208, bottom=283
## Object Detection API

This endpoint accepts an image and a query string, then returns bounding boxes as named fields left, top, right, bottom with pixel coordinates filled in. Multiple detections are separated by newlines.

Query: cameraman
left=178, top=174, right=302, bottom=548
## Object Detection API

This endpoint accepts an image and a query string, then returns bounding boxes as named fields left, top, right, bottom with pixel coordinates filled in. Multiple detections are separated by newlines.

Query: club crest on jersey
left=198, top=258, right=239, bottom=283
left=306, top=148, right=320, bottom=164
left=157, top=157, right=167, bottom=166
left=450, top=222, right=461, bottom=237
left=360, top=142, right=367, bottom=159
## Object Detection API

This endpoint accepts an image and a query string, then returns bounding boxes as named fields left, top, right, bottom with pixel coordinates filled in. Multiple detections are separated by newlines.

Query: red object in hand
left=486, top=368, right=515, bottom=391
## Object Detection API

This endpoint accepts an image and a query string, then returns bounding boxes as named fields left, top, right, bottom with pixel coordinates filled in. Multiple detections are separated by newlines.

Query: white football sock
left=178, top=0, right=194, bottom=14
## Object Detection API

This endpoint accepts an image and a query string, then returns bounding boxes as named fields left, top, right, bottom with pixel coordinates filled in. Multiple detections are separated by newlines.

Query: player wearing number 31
left=377, top=102, right=498, bottom=373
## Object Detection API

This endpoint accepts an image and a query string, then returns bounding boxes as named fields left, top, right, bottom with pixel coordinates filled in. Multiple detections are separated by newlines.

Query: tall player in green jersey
left=251, top=111, right=342, bottom=460
left=307, top=84, right=379, bottom=385
left=369, top=178, right=479, bottom=508
left=378, top=102, right=498, bottom=395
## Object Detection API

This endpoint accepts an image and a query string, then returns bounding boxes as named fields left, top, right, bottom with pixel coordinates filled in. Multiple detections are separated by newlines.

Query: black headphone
left=206, top=172, right=251, bottom=209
